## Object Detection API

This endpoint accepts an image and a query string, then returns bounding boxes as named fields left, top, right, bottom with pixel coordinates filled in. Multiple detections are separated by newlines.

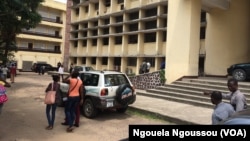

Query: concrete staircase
left=136, top=78, right=250, bottom=109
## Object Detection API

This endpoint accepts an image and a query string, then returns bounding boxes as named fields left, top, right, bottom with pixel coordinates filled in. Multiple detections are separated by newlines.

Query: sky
left=54, top=0, right=67, bottom=3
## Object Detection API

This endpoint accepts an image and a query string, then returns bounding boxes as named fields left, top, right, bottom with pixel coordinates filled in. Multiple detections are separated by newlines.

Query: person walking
left=10, top=64, right=16, bottom=83
left=204, top=78, right=247, bottom=112
left=44, top=75, right=60, bottom=130
left=62, top=70, right=83, bottom=132
left=210, top=91, right=235, bottom=125
left=146, top=61, right=151, bottom=73
left=69, top=63, right=74, bottom=74
left=1, top=65, right=9, bottom=81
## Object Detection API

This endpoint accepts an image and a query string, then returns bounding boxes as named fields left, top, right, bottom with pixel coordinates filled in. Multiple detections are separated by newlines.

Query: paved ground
left=0, top=72, right=170, bottom=141
left=130, top=91, right=213, bottom=125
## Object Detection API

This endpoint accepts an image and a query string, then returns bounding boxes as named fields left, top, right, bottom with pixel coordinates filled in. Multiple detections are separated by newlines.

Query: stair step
left=136, top=91, right=214, bottom=109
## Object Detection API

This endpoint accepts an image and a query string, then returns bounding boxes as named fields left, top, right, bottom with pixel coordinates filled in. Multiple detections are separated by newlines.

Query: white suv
left=59, top=70, right=136, bottom=118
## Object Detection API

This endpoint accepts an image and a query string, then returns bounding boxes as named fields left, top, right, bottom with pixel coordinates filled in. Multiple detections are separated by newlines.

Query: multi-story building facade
left=68, top=0, right=250, bottom=83
left=15, top=0, right=66, bottom=71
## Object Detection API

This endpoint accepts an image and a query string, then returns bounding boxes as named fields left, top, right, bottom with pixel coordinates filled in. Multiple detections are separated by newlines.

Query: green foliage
left=0, top=0, right=44, bottom=64
left=159, top=69, right=166, bottom=83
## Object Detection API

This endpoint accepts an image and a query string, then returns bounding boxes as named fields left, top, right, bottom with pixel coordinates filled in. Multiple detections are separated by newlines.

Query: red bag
left=44, top=83, right=56, bottom=104
left=0, top=94, right=8, bottom=104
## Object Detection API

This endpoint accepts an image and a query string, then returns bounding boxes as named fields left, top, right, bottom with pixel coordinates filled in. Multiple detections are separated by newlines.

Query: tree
left=0, top=0, right=44, bottom=64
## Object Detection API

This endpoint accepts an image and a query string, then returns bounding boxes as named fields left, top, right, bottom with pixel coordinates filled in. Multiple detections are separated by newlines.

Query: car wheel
left=232, top=69, right=247, bottom=81
left=116, top=105, right=128, bottom=113
left=83, top=98, right=98, bottom=118
left=116, top=84, right=134, bottom=105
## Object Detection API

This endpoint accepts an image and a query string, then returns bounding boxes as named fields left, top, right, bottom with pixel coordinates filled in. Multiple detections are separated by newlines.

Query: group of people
left=0, top=64, right=16, bottom=83
left=45, top=70, right=84, bottom=132
left=204, top=78, right=248, bottom=124
left=139, top=59, right=151, bottom=74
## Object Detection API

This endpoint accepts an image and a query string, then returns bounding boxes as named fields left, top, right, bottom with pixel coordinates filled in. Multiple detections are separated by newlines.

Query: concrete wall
left=205, top=0, right=250, bottom=75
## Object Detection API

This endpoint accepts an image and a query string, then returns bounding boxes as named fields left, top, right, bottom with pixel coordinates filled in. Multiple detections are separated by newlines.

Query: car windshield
left=104, top=74, right=129, bottom=87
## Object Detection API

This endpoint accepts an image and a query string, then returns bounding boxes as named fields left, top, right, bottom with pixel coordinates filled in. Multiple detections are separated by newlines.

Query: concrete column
left=166, top=0, right=201, bottom=83
left=205, top=0, right=250, bottom=75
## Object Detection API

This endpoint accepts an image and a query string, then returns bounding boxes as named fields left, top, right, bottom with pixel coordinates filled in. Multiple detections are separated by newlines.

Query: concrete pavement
left=130, top=89, right=213, bottom=125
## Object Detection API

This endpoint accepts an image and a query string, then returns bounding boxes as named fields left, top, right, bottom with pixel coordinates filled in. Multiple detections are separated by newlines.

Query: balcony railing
left=18, top=46, right=61, bottom=54
left=21, top=30, right=62, bottom=39
left=42, top=17, right=63, bottom=24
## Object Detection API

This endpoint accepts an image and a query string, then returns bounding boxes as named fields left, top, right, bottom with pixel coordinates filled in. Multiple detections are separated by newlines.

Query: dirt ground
left=0, top=72, right=168, bottom=141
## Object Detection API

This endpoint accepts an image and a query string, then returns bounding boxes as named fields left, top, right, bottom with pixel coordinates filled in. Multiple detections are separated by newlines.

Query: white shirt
left=58, top=67, right=64, bottom=74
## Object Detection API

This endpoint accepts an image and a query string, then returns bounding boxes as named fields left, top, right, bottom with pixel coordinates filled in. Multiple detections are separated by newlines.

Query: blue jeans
left=46, top=104, right=57, bottom=126
left=65, top=96, right=80, bottom=127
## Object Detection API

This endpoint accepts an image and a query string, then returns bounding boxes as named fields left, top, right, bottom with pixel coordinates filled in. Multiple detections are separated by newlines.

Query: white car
left=72, top=66, right=94, bottom=72
left=59, top=70, right=136, bottom=118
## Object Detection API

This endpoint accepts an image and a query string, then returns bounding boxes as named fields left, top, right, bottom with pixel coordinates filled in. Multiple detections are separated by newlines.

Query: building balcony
left=21, top=31, right=62, bottom=39
left=18, top=46, right=61, bottom=54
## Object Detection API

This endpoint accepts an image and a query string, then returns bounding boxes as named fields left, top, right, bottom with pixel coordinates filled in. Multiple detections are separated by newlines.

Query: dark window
left=127, top=57, right=137, bottom=66
left=129, top=23, right=138, bottom=31
left=74, top=41, right=78, bottom=47
left=163, top=6, right=168, bottom=14
left=104, top=18, right=110, bottom=25
left=83, top=23, right=88, bottom=28
left=92, top=39, right=97, bottom=46
left=54, top=46, right=60, bottom=52
left=103, top=28, right=109, bottom=34
left=74, top=33, right=78, bottom=38
left=95, top=3, right=99, bottom=10
left=82, top=40, right=87, bottom=47
left=201, top=11, right=206, bottom=22
left=92, top=30, right=98, bottom=36
left=28, top=43, right=33, bottom=49
left=82, top=31, right=87, bottom=37
left=162, top=31, right=167, bottom=41
left=115, top=36, right=122, bottom=44
left=75, top=8, right=79, bottom=15
left=163, top=18, right=167, bottom=27
left=91, top=57, right=96, bottom=64
left=84, top=74, right=99, bottom=86
left=105, top=0, right=110, bottom=7
left=73, top=57, right=77, bottom=64
left=144, top=32, right=156, bottom=43
left=93, top=21, right=98, bottom=27
left=145, top=7, right=157, bottom=17
left=147, top=57, right=155, bottom=67
left=115, top=16, right=123, bottom=23
left=85, top=6, right=89, bottom=13
left=102, top=57, right=108, bottom=65
left=129, top=11, right=139, bottom=20
left=128, top=35, right=138, bottom=44
left=145, top=20, right=157, bottom=29
left=73, top=25, right=79, bottom=30
left=81, top=57, right=86, bottom=64
left=200, top=27, right=206, bottom=39
left=55, top=31, right=59, bottom=37
left=115, top=26, right=123, bottom=33
left=117, top=0, right=124, bottom=4
left=103, top=37, right=109, bottom=45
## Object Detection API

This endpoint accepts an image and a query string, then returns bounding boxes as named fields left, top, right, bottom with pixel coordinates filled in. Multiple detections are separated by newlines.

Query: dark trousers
left=46, top=104, right=57, bottom=126
left=64, top=102, right=80, bottom=125
left=65, top=97, right=80, bottom=127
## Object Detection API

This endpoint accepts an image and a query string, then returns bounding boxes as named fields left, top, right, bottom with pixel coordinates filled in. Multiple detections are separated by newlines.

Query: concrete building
left=15, top=0, right=66, bottom=71
left=67, top=0, right=250, bottom=83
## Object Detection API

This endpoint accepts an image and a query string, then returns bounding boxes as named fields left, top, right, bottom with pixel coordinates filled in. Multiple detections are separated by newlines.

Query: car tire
left=83, top=98, right=98, bottom=118
left=116, top=84, right=134, bottom=105
left=232, top=69, right=247, bottom=81
left=116, top=105, right=128, bottom=113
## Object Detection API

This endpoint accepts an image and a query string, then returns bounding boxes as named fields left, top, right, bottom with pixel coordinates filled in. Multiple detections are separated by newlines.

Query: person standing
left=10, top=64, right=16, bottom=83
left=204, top=78, right=247, bottom=112
left=44, top=75, right=60, bottom=130
left=210, top=91, right=235, bottom=125
left=69, top=63, right=74, bottom=74
left=58, top=65, right=64, bottom=81
left=1, top=65, right=9, bottom=81
left=146, top=61, right=151, bottom=73
left=0, top=77, right=11, bottom=115
left=63, top=70, right=83, bottom=132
